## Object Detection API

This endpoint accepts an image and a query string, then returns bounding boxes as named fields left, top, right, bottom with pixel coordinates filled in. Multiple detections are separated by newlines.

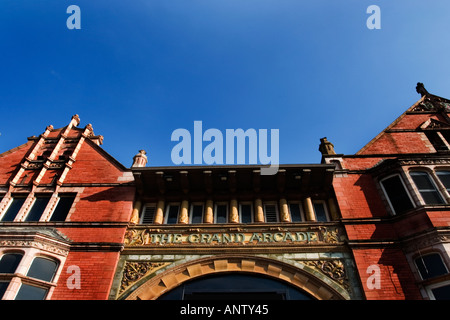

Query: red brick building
left=1, top=83, right=450, bottom=300
left=0, top=115, right=134, bottom=299
left=321, top=83, right=450, bottom=300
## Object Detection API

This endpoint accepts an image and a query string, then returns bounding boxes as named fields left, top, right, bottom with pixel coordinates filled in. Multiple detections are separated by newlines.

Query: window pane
left=415, top=254, right=448, bottom=280
left=431, top=285, right=450, bottom=300
left=421, top=191, right=445, bottom=204
left=0, top=282, right=9, bottom=299
left=216, top=205, right=227, bottom=223
left=425, top=131, right=448, bottom=151
left=49, top=195, right=75, bottom=221
left=15, top=284, right=48, bottom=300
left=436, top=171, right=450, bottom=191
left=1, top=197, right=26, bottom=221
left=141, top=205, right=156, bottom=224
left=411, top=172, right=435, bottom=189
left=381, top=176, right=414, bottom=214
left=264, top=204, right=278, bottom=223
left=191, top=205, right=203, bottom=224
left=0, top=253, right=23, bottom=273
left=166, top=205, right=179, bottom=224
left=240, top=204, right=252, bottom=223
left=25, top=196, right=51, bottom=222
left=27, top=257, right=58, bottom=282
left=289, top=204, right=302, bottom=222
left=313, top=203, right=328, bottom=222
left=411, top=172, right=444, bottom=204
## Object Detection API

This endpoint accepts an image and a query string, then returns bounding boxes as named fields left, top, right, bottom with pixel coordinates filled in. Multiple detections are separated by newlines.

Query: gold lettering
left=249, top=233, right=262, bottom=242
left=273, top=232, right=284, bottom=242
left=187, top=233, right=199, bottom=243
left=210, top=233, right=221, bottom=243
left=283, top=232, right=295, bottom=242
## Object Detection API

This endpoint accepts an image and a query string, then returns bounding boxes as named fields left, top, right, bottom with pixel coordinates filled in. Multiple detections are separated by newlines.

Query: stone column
left=279, top=198, right=290, bottom=222
left=229, top=199, right=239, bottom=223
left=304, top=197, right=316, bottom=221
left=154, top=200, right=165, bottom=224
left=179, top=200, right=189, bottom=224
left=130, top=200, right=142, bottom=224
left=204, top=199, right=214, bottom=223
left=327, top=198, right=339, bottom=221
left=254, top=198, right=264, bottom=222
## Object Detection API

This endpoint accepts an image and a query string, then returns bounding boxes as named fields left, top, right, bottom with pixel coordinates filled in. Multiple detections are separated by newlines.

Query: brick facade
left=0, top=115, right=134, bottom=300
left=2, top=83, right=450, bottom=300
left=321, top=83, right=450, bottom=299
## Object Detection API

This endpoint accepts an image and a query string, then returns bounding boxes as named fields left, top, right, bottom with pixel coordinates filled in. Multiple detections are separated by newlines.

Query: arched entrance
left=123, top=255, right=348, bottom=300
left=158, top=273, right=313, bottom=300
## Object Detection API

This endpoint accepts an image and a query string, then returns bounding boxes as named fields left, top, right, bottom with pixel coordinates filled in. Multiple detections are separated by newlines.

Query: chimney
left=132, top=150, right=148, bottom=167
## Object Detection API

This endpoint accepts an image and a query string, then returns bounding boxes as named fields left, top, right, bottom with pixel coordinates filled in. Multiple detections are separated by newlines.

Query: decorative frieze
left=303, top=260, right=349, bottom=290
left=123, top=225, right=346, bottom=247
left=119, top=261, right=169, bottom=295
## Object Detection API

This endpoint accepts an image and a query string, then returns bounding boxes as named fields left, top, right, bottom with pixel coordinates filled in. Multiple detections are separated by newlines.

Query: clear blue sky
left=1, top=1, right=450, bottom=167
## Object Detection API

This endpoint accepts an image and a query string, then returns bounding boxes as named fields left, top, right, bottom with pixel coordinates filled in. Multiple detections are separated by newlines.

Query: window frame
left=425, top=280, right=450, bottom=300
left=239, top=202, right=254, bottom=224
left=0, top=249, right=63, bottom=301
left=139, top=203, right=157, bottom=224
left=435, top=170, right=450, bottom=194
left=312, top=200, right=330, bottom=222
left=13, top=255, right=60, bottom=300
left=48, top=193, right=76, bottom=222
left=164, top=203, right=180, bottom=225
left=0, top=194, right=28, bottom=222
left=214, top=202, right=228, bottom=224
left=288, top=201, right=305, bottom=222
left=0, top=251, right=24, bottom=274
left=414, top=252, right=449, bottom=281
left=25, top=256, right=59, bottom=283
left=263, top=201, right=279, bottom=223
left=24, top=194, right=52, bottom=222
left=189, top=202, right=204, bottom=224
left=409, top=170, right=445, bottom=205
left=379, top=173, right=416, bottom=215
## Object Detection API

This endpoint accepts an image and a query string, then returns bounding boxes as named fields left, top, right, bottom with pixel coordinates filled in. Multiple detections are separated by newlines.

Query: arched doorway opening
left=159, top=273, right=314, bottom=300
left=123, top=255, right=347, bottom=300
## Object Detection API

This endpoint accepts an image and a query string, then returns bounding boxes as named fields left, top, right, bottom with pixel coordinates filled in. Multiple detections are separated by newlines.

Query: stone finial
left=132, top=150, right=148, bottom=167
left=71, top=114, right=81, bottom=126
left=416, top=82, right=429, bottom=97
left=319, top=137, right=336, bottom=155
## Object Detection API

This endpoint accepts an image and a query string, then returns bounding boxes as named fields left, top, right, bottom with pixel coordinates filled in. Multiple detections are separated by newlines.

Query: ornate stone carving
left=0, top=239, right=69, bottom=256
left=119, top=261, right=169, bottom=295
left=319, top=227, right=341, bottom=243
left=303, top=260, right=348, bottom=290
left=399, top=159, right=450, bottom=166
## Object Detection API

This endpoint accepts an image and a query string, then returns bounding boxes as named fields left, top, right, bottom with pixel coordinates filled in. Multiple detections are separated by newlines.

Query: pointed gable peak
left=420, top=118, right=450, bottom=130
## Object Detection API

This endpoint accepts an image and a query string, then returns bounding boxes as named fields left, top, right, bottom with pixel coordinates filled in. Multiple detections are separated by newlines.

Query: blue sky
left=1, top=1, right=450, bottom=167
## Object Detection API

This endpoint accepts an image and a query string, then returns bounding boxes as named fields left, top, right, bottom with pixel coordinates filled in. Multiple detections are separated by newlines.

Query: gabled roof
left=356, top=84, right=450, bottom=155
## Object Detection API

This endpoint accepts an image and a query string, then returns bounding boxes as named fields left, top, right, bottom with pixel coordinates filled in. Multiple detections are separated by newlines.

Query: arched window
left=14, top=256, right=59, bottom=300
left=0, top=252, right=23, bottom=274
left=414, top=252, right=450, bottom=300
left=415, top=253, right=448, bottom=280
left=436, top=171, right=450, bottom=193
left=380, top=174, right=415, bottom=215
left=0, top=252, right=24, bottom=299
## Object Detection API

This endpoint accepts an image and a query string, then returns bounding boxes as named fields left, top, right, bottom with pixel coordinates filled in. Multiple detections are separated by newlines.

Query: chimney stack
left=132, top=150, right=148, bottom=167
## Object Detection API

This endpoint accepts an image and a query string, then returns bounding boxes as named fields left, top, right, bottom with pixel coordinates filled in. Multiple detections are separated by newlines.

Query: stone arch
left=124, top=255, right=348, bottom=300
